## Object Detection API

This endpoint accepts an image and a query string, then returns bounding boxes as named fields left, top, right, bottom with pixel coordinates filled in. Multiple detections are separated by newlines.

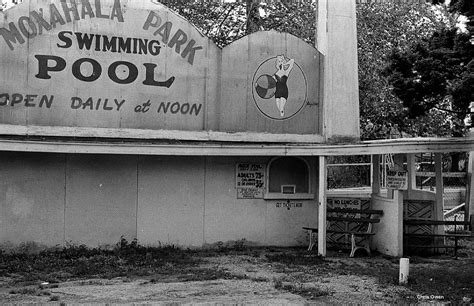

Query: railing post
left=318, top=156, right=327, bottom=257
left=434, top=153, right=445, bottom=227
left=467, top=151, right=474, bottom=230
left=372, top=155, right=381, bottom=195
left=407, top=154, right=417, bottom=195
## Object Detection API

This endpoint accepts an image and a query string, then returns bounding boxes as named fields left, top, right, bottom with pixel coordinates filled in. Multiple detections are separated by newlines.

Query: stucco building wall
left=0, top=152, right=319, bottom=247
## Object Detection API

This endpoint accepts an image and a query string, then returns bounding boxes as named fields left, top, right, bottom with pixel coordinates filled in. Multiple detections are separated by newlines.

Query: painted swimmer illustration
left=253, top=55, right=306, bottom=120
left=273, top=55, right=294, bottom=117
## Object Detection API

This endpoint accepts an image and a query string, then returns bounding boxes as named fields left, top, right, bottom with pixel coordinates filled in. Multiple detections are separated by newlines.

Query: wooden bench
left=303, top=208, right=383, bottom=257
left=404, top=218, right=472, bottom=257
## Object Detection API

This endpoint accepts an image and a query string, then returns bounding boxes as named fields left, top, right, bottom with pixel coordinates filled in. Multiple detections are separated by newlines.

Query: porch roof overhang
left=0, top=123, right=473, bottom=156
left=1, top=135, right=474, bottom=156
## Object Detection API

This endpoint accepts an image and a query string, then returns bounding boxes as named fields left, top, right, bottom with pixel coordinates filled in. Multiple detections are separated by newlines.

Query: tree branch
left=433, top=106, right=472, bottom=115
left=206, top=4, right=234, bottom=35
left=215, top=4, right=236, bottom=37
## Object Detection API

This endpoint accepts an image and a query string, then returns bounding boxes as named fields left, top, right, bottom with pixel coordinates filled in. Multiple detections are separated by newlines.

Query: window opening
left=268, top=157, right=309, bottom=194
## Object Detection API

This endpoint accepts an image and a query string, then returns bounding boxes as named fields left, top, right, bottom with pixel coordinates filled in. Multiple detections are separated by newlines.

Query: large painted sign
left=0, top=0, right=323, bottom=137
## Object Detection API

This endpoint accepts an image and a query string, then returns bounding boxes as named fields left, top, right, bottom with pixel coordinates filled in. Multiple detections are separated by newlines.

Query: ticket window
left=265, top=157, right=314, bottom=199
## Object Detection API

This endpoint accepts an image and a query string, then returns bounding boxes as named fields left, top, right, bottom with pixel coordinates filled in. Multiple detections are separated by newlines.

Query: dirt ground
left=1, top=246, right=472, bottom=304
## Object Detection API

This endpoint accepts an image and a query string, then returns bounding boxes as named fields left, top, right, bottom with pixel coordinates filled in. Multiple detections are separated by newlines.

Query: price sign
left=236, top=163, right=265, bottom=199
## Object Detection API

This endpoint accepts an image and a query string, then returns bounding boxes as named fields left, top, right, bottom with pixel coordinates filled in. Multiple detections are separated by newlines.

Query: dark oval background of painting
left=252, top=57, right=308, bottom=121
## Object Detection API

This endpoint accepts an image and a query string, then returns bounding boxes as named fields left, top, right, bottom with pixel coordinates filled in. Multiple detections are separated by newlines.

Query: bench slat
left=329, top=230, right=375, bottom=235
left=404, top=219, right=470, bottom=226
left=327, top=217, right=380, bottom=223
left=327, top=208, right=383, bottom=215
left=404, top=233, right=471, bottom=238
left=303, top=227, right=375, bottom=235
left=405, top=245, right=464, bottom=249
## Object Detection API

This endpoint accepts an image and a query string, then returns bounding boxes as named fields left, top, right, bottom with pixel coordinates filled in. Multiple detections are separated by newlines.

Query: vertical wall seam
left=202, top=157, right=207, bottom=245
left=63, top=154, right=67, bottom=245
left=136, top=155, right=139, bottom=241
left=264, top=157, right=269, bottom=244
left=264, top=192, right=268, bottom=245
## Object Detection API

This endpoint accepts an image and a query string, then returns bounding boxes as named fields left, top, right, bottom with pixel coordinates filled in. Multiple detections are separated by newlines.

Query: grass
left=9, top=287, right=51, bottom=296
left=263, top=245, right=473, bottom=304
left=382, top=239, right=473, bottom=304
left=319, top=244, right=474, bottom=304
left=362, top=261, right=474, bottom=304
left=401, top=261, right=474, bottom=303
left=0, top=238, right=209, bottom=283
left=0, top=239, right=472, bottom=304
left=265, top=250, right=325, bottom=266
left=274, top=277, right=331, bottom=300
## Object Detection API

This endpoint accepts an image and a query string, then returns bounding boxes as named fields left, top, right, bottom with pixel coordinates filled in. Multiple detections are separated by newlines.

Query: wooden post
left=467, top=107, right=474, bottom=228
left=407, top=153, right=417, bottom=196
left=315, top=0, right=328, bottom=56
left=318, top=156, right=327, bottom=257
left=389, top=154, right=405, bottom=199
left=467, top=152, right=474, bottom=228
left=434, top=153, right=445, bottom=235
left=372, top=154, right=381, bottom=195
left=316, top=0, right=360, bottom=141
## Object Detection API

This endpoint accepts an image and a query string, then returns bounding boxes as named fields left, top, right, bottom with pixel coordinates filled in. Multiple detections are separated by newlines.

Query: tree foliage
left=159, top=0, right=315, bottom=48
left=433, top=0, right=474, bottom=34
left=357, top=3, right=455, bottom=139
left=384, top=0, right=474, bottom=137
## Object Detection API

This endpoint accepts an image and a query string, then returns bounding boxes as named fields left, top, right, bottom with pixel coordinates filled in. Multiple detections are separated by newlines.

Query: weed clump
left=0, top=237, right=196, bottom=282
left=266, top=251, right=325, bottom=266
left=273, top=278, right=330, bottom=300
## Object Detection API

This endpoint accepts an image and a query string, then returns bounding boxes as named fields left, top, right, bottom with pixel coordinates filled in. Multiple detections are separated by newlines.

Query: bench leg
left=308, top=231, right=315, bottom=251
left=350, top=234, right=371, bottom=258
left=350, top=234, right=357, bottom=257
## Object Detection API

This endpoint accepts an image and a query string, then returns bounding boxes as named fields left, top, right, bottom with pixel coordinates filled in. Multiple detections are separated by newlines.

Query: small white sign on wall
left=236, top=163, right=265, bottom=199
left=386, top=170, right=408, bottom=190
left=237, top=188, right=264, bottom=199
left=328, top=198, right=362, bottom=210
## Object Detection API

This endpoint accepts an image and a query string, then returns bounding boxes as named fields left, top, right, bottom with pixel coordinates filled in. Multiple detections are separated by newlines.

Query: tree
left=245, top=0, right=260, bottom=35
left=436, top=0, right=474, bottom=34
left=160, top=0, right=315, bottom=48
left=357, top=2, right=455, bottom=139
left=384, top=0, right=474, bottom=137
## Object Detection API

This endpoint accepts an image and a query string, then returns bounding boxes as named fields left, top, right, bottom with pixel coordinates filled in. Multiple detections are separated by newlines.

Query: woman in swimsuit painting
left=274, top=55, right=294, bottom=117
